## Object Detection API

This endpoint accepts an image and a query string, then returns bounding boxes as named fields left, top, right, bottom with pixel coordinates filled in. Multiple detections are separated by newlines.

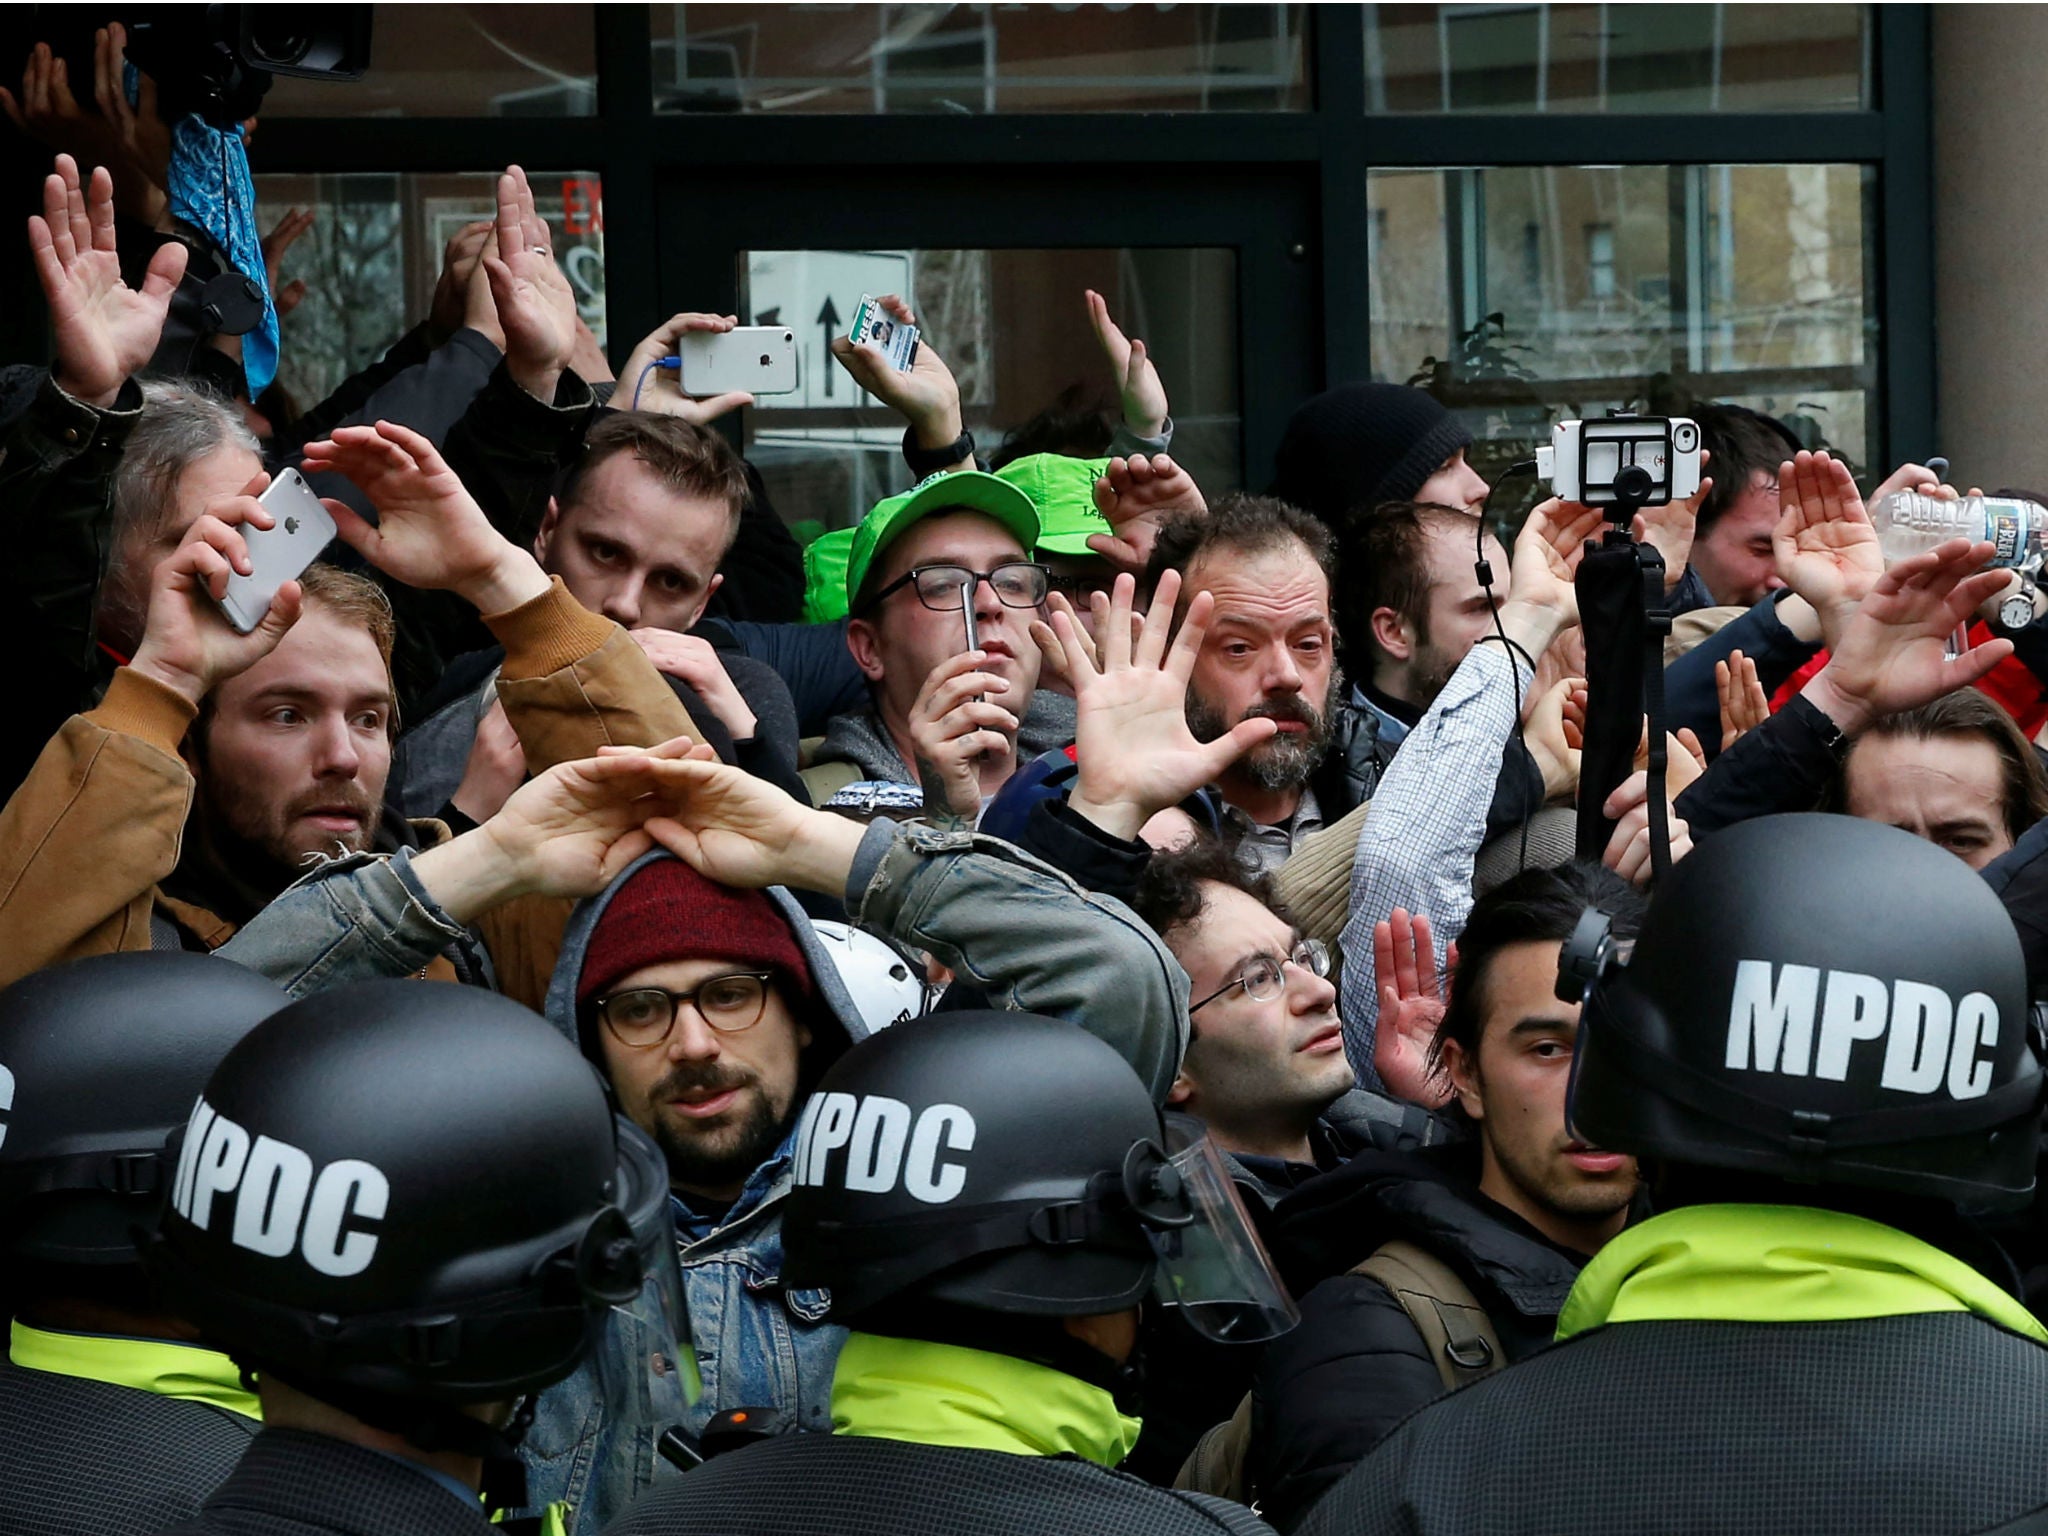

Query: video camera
left=122, top=4, right=370, bottom=125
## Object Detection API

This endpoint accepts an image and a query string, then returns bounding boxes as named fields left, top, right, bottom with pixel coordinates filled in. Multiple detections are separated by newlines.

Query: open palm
left=483, top=166, right=578, bottom=392
left=302, top=421, right=508, bottom=594
left=1774, top=450, right=1883, bottom=645
left=32, top=156, right=184, bottom=406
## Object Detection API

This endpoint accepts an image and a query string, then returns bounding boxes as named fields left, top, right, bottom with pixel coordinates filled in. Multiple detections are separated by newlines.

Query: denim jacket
left=214, top=821, right=1192, bottom=1534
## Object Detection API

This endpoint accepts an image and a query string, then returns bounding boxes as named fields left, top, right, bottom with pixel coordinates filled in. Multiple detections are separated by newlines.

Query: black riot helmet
left=1564, top=814, right=2044, bottom=1209
left=142, top=980, right=682, bottom=1417
left=782, top=1012, right=1295, bottom=1344
left=0, top=952, right=288, bottom=1268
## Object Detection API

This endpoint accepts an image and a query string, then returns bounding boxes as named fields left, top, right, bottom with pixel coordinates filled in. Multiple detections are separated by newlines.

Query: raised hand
left=1033, top=569, right=1278, bottom=841
left=477, top=746, right=720, bottom=902
left=1523, top=673, right=1585, bottom=801
left=907, top=649, right=1018, bottom=820
left=1085, top=288, right=1169, bottom=439
left=1601, top=770, right=1694, bottom=887
left=127, top=480, right=303, bottom=707
left=1773, top=449, right=1884, bottom=649
left=619, top=312, right=754, bottom=422
left=301, top=420, right=546, bottom=614
left=261, top=207, right=315, bottom=318
left=1087, top=454, right=1205, bottom=572
left=482, top=165, right=580, bottom=401
left=29, top=154, right=185, bottom=408
left=1716, top=648, right=1769, bottom=751
left=1497, top=499, right=1605, bottom=655
left=429, top=219, right=495, bottom=342
left=449, top=699, right=528, bottom=825
left=1631, top=448, right=1711, bottom=593
left=1372, top=909, right=1454, bottom=1108
left=828, top=293, right=966, bottom=458
left=626, top=744, right=868, bottom=895
left=1804, top=538, right=2015, bottom=734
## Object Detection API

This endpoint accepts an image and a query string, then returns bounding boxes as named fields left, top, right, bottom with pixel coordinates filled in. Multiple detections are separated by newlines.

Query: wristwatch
left=901, top=425, right=977, bottom=478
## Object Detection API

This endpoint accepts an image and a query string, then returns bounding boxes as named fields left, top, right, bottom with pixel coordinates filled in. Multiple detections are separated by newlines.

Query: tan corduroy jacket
left=0, top=577, right=690, bottom=1009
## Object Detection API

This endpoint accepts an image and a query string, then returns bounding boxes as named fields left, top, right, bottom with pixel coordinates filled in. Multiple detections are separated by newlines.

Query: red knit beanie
left=577, top=859, right=814, bottom=1006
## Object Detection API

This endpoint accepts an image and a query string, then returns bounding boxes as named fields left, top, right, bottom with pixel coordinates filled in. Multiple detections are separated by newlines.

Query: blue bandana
left=165, top=114, right=279, bottom=397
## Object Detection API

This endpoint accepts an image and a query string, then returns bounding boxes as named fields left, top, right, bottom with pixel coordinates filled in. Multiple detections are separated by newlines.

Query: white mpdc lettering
left=794, top=1091, right=976, bottom=1203
left=169, top=1097, right=389, bottom=1275
left=1725, top=960, right=1998, bottom=1099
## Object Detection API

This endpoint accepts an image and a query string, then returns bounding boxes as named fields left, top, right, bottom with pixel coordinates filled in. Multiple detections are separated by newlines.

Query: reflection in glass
left=1368, top=164, right=1876, bottom=486
left=738, top=248, right=1238, bottom=534
left=261, top=5, right=597, bottom=117
left=252, top=173, right=606, bottom=414
left=1365, top=4, right=1868, bottom=114
left=654, top=4, right=1306, bottom=114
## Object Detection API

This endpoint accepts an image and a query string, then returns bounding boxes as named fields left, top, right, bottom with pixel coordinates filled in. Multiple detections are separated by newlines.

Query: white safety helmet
left=810, top=921, right=931, bottom=1034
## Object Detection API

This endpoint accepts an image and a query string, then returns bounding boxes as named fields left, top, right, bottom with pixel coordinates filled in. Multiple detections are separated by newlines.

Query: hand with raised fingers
left=1373, top=908, right=1456, bottom=1108
left=1716, top=648, right=1769, bottom=751
left=828, top=293, right=965, bottom=457
left=629, top=630, right=757, bottom=742
left=1088, top=454, right=1205, bottom=572
left=1602, top=770, right=1693, bottom=887
left=261, top=207, right=314, bottom=318
left=1035, top=569, right=1279, bottom=840
left=449, top=699, right=528, bottom=825
left=1496, top=499, right=1604, bottom=656
left=30, top=153, right=185, bottom=408
left=429, top=219, right=495, bottom=342
left=301, top=420, right=545, bottom=614
left=619, top=311, right=754, bottom=421
left=1773, top=449, right=1884, bottom=649
left=128, top=478, right=303, bottom=706
left=1803, top=538, right=2016, bottom=735
left=90, top=24, right=170, bottom=223
left=482, top=165, right=580, bottom=401
left=1523, top=673, right=1585, bottom=802
left=1631, top=448, right=1710, bottom=593
left=1085, top=288, right=1169, bottom=439
left=907, top=648, right=1018, bottom=820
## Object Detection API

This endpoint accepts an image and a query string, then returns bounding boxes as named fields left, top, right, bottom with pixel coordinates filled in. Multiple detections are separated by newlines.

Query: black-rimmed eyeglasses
left=861, top=562, right=1050, bottom=615
left=595, top=972, right=776, bottom=1047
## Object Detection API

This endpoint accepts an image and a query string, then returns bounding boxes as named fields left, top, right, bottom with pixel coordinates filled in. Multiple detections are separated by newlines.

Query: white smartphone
left=1536, top=416, right=1702, bottom=507
left=217, top=468, right=338, bottom=634
left=675, top=327, right=798, bottom=396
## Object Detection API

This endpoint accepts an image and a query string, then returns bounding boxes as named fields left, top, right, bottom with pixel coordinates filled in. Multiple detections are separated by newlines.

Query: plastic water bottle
left=1870, top=492, right=2048, bottom=569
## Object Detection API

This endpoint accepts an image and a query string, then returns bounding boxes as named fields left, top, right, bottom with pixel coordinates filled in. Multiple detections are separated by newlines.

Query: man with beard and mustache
left=1146, top=495, right=1358, bottom=874
left=0, top=418, right=699, bottom=996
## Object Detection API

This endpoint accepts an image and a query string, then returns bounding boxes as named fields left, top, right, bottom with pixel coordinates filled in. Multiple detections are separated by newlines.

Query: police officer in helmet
left=600, top=1011, right=1291, bottom=1536
left=143, top=979, right=693, bottom=1536
left=0, top=953, right=288, bottom=1535
left=1298, top=814, right=2048, bottom=1535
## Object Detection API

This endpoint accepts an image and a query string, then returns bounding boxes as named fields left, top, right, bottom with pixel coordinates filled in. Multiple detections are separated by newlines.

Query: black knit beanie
left=1270, top=383, right=1473, bottom=526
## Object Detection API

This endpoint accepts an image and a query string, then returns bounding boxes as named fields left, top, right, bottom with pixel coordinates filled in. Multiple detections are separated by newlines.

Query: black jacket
left=1247, top=1143, right=1589, bottom=1531
left=1295, top=1310, right=2048, bottom=1536
left=596, top=1429, right=1276, bottom=1536
left=0, top=1354, right=255, bottom=1536
left=160, top=1428, right=497, bottom=1536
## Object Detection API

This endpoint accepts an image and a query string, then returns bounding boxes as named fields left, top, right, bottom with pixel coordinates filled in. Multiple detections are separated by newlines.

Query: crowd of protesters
left=8, top=23, right=2048, bottom=1536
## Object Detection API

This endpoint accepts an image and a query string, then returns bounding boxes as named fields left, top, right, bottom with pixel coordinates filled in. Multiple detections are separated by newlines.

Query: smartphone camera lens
left=1674, top=423, right=1698, bottom=452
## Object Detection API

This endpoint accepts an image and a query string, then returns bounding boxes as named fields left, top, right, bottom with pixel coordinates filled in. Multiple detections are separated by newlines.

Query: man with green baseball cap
left=803, top=470, right=1050, bottom=817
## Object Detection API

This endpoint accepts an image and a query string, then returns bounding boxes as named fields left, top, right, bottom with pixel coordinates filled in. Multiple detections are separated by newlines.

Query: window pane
left=262, top=5, right=596, bottom=117
left=251, top=173, right=606, bottom=415
left=654, top=4, right=1307, bottom=114
left=1368, top=163, right=1876, bottom=490
left=737, top=248, right=1238, bottom=532
left=1366, top=4, right=1869, bottom=114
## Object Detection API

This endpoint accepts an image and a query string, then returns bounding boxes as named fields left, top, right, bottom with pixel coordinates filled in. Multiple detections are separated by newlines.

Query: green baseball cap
left=996, top=453, right=1113, bottom=558
left=843, top=469, right=1041, bottom=613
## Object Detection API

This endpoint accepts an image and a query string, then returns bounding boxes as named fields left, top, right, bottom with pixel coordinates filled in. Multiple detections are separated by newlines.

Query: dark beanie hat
left=1270, top=383, right=1473, bottom=526
left=577, top=859, right=814, bottom=1007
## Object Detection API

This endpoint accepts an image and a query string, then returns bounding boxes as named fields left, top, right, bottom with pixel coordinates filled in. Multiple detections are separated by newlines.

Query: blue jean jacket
left=518, top=1132, right=843, bottom=1534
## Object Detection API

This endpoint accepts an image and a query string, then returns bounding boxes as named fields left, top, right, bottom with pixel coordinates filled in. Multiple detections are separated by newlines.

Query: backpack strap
left=1355, top=1238, right=1506, bottom=1391
left=1172, top=1388, right=1254, bottom=1502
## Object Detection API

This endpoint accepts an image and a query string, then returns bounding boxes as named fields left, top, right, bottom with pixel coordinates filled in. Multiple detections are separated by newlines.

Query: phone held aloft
left=662, top=327, right=798, bottom=397
left=1537, top=414, right=1702, bottom=507
left=216, top=468, right=338, bottom=634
